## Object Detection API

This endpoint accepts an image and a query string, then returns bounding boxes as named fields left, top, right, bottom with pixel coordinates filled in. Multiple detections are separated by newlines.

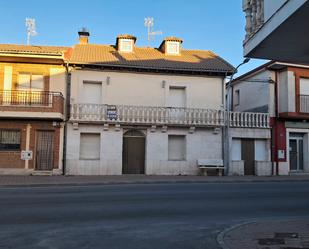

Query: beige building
left=0, top=44, right=68, bottom=175
left=65, top=31, right=235, bottom=175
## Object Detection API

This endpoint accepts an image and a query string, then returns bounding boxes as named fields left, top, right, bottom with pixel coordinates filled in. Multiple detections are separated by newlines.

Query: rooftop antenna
left=25, top=18, right=37, bottom=45
left=144, top=17, right=162, bottom=47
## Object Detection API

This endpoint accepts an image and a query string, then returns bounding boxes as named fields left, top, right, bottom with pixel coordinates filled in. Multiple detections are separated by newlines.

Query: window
left=82, top=81, right=102, bottom=104
left=0, top=130, right=21, bottom=151
left=167, top=42, right=180, bottom=55
left=168, top=135, right=186, bottom=160
left=17, top=73, right=44, bottom=91
left=120, top=39, right=133, bottom=52
left=169, top=87, right=186, bottom=107
left=234, top=90, right=240, bottom=106
left=80, top=133, right=100, bottom=160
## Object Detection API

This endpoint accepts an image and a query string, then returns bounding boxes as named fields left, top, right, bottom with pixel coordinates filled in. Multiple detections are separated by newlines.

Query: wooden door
left=36, top=131, right=54, bottom=171
left=122, top=130, right=145, bottom=174
left=241, top=139, right=255, bottom=175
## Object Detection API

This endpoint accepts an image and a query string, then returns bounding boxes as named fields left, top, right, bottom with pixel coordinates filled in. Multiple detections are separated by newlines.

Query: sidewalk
left=220, top=219, right=309, bottom=249
left=0, top=174, right=309, bottom=187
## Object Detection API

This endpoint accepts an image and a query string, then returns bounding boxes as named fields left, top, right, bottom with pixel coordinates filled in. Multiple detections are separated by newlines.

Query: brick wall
left=0, top=120, right=61, bottom=170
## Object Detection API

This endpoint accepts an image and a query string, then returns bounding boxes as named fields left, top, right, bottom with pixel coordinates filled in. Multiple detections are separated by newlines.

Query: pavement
left=219, top=219, right=309, bottom=249
left=1, top=174, right=309, bottom=187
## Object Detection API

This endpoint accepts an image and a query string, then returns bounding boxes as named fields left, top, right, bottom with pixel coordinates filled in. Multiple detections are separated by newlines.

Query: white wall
left=66, top=125, right=222, bottom=175
left=66, top=123, right=123, bottom=175
left=232, top=69, right=272, bottom=113
left=70, top=70, right=224, bottom=109
left=278, top=70, right=296, bottom=113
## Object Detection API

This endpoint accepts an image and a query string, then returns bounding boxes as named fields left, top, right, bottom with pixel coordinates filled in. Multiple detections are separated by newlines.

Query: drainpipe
left=222, top=75, right=226, bottom=175
left=62, top=62, right=71, bottom=175
left=274, top=70, right=279, bottom=175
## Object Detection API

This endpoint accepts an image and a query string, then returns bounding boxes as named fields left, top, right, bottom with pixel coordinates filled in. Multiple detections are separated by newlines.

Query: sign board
left=21, top=150, right=33, bottom=160
left=278, top=150, right=285, bottom=159
left=106, top=105, right=118, bottom=120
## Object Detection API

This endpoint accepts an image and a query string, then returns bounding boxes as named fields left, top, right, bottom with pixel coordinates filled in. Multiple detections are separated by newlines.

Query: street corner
left=217, top=219, right=309, bottom=249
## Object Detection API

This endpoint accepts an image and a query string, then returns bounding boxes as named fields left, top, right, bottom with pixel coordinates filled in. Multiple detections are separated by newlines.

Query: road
left=0, top=181, right=309, bottom=249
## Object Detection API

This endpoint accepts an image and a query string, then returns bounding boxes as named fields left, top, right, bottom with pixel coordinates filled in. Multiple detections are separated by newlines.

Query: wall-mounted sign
left=21, top=150, right=33, bottom=160
left=278, top=150, right=285, bottom=159
left=106, top=105, right=118, bottom=120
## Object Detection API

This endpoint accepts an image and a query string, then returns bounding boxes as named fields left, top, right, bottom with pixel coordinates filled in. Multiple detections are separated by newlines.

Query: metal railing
left=299, top=94, right=309, bottom=113
left=0, top=90, right=62, bottom=107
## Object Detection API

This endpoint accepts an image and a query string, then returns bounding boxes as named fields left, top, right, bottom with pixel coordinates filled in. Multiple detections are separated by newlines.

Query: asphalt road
left=0, top=181, right=309, bottom=249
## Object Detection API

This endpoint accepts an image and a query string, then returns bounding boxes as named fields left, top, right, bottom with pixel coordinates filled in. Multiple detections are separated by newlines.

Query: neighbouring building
left=231, top=61, right=309, bottom=175
left=0, top=44, right=68, bottom=175
left=65, top=31, right=236, bottom=175
left=242, top=0, right=309, bottom=63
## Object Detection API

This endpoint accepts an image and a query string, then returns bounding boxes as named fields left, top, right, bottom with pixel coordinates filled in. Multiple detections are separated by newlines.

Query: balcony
left=0, top=90, right=64, bottom=120
left=243, top=0, right=309, bottom=63
left=229, top=111, right=270, bottom=128
left=70, top=103, right=270, bottom=128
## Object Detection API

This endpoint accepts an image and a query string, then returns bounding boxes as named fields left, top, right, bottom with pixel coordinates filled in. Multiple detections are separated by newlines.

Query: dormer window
left=159, top=37, right=183, bottom=55
left=167, top=41, right=180, bottom=55
left=116, top=34, right=137, bottom=53
left=120, top=39, right=133, bottom=52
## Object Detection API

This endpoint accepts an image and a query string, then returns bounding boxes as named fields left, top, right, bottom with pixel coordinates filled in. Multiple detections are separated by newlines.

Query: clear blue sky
left=1, top=0, right=267, bottom=76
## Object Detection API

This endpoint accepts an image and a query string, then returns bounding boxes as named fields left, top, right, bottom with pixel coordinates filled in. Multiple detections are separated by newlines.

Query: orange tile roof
left=0, top=44, right=69, bottom=55
left=69, top=44, right=234, bottom=74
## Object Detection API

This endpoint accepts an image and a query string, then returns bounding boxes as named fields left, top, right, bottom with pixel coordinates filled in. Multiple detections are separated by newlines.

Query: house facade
left=65, top=32, right=235, bottom=175
left=0, top=45, right=68, bottom=175
left=231, top=61, right=309, bottom=175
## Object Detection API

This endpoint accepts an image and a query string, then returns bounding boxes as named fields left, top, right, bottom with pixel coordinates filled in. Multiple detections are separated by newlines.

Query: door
left=289, top=134, right=304, bottom=171
left=122, top=130, right=145, bottom=174
left=36, top=131, right=54, bottom=171
left=169, top=87, right=186, bottom=122
left=241, top=139, right=255, bottom=175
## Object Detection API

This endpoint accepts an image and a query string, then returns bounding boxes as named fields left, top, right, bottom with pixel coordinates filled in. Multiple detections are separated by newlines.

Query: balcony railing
left=299, top=94, right=309, bottom=113
left=70, top=103, right=270, bottom=128
left=243, top=0, right=264, bottom=41
left=229, top=111, right=270, bottom=128
left=70, top=103, right=225, bottom=127
left=0, top=90, right=64, bottom=114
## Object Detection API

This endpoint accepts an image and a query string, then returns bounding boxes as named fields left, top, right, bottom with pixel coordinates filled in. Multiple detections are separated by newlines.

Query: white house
left=65, top=31, right=235, bottom=175
left=231, top=61, right=309, bottom=175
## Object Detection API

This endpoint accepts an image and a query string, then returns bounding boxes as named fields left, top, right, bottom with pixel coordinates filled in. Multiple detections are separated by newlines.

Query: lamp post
left=225, top=58, right=250, bottom=175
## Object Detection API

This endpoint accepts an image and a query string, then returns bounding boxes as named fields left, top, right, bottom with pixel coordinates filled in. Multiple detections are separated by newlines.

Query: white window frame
left=120, top=39, right=133, bottom=52
left=167, top=41, right=180, bottom=55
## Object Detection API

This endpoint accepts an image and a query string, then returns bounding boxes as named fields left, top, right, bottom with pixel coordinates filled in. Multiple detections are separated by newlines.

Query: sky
left=0, top=0, right=267, bottom=76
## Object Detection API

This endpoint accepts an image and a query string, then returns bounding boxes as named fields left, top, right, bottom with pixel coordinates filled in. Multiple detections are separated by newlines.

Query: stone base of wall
left=229, top=161, right=244, bottom=176
left=278, top=162, right=289, bottom=175
left=255, top=161, right=272, bottom=176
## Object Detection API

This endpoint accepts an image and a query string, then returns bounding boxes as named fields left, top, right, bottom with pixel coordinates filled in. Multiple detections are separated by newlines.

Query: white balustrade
left=243, top=0, right=264, bottom=40
left=229, top=111, right=270, bottom=128
left=70, top=103, right=226, bottom=127
left=70, top=103, right=270, bottom=128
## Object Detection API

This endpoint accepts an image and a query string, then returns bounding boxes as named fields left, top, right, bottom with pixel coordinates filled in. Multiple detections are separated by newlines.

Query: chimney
left=78, top=28, right=90, bottom=45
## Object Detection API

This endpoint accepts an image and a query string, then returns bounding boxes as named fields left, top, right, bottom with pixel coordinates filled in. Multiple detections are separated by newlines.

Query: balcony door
left=289, top=133, right=304, bottom=171
left=169, top=86, right=186, bottom=122
left=16, top=73, right=44, bottom=106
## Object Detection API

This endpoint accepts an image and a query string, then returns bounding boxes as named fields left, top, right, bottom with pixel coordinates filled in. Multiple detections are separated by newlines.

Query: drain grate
left=258, top=238, right=285, bottom=245
left=275, top=233, right=299, bottom=239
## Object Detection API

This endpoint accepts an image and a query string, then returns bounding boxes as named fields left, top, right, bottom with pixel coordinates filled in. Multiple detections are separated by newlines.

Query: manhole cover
left=275, top=233, right=299, bottom=239
left=258, top=238, right=285, bottom=245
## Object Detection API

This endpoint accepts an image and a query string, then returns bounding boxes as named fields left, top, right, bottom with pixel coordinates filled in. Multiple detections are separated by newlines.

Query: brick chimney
left=78, top=28, right=90, bottom=45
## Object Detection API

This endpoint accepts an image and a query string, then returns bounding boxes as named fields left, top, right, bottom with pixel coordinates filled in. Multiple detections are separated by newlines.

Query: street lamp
left=225, top=58, right=250, bottom=175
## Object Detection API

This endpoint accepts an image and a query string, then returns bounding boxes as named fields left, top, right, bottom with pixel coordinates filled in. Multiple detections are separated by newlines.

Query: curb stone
left=216, top=221, right=256, bottom=249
